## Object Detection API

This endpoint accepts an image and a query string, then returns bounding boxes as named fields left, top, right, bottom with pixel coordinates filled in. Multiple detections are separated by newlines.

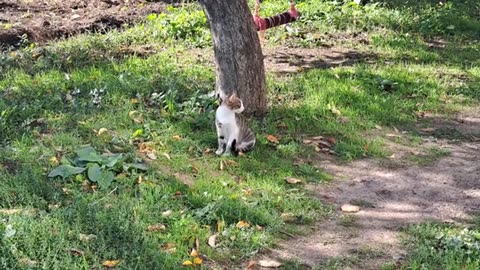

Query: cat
left=215, top=93, right=256, bottom=156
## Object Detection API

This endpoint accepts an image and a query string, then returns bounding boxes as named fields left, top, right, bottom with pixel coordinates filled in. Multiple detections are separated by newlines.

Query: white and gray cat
left=215, top=93, right=255, bottom=156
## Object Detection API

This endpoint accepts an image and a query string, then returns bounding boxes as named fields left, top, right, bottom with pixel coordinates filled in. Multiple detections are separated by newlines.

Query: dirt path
left=253, top=109, right=480, bottom=269
left=0, top=0, right=168, bottom=47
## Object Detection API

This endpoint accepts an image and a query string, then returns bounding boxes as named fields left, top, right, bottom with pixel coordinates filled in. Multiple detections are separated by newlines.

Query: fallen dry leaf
left=172, top=135, right=182, bottom=141
left=266, top=134, right=279, bottom=144
left=162, top=210, right=172, bottom=217
left=280, top=212, right=295, bottom=222
left=219, top=160, right=225, bottom=171
left=256, top=225, right=264, bottom=231
left=364, top=144, right=370, bottom=152
left=236, top=220, right=250, bottom=228
left=191, top=166, right=199, bottom=175
left=146, top=152, right=157, bottom=160
left=340, top=116, right=349, bottom=123
left=258, top=258, right=282, bottom=268
left=207, top=235, right=217, bottom=248
left=193, top=257, right=203, bottom=265
left=190, top=248, right=199, bottom=257
left=246, top=260, right=256, bottom=269
left=98, top=128, right=109, bottom=135
left=341, top=204, right=360, bottom=213
left=195, top=237, right=200, bottom=252
left=203, top=148, right=212, bottom=154
left=79, top=233, right=97, bottom=242
left=285, top=177, right=302, bottom=184
left=182, top=260, right=193, bottom=266
left=102, top=259, right=121, bottom=268
left=18, top=258, right=38, bottom=267
left=374, top=124, right=382, bottom=130
left=420, top=127, right=436, bottom=132
left=217, top=220, right=224, bottom=233
left=161, top=243, right=176, bottom=254
left=0, top=209, right=23, bottom=215
left=128, top=110, right=138, bottom=117
left=224, top=159, right=239, bottom=166
left=147, top=224, right=166, bottom=232
left=326, top=137, right=337, bottom=145
left=69, top=248, right=84, bottom=256
left=277, top=122, right=287, bottom=129
left=162, top=153, right=171, bottom=160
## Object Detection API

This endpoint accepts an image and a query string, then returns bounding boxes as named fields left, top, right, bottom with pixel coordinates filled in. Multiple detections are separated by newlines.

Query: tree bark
left=199, top=0, right=267, bottom=117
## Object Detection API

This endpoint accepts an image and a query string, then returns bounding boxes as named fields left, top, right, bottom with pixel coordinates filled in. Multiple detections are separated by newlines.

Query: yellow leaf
left=182, top=260, right=193, bottom=266
left=266, top=134, right=279, bottom=144
left=190, top=248, right=199, bottom=257
left=102, top=259, right=121, bottom=268
left=193, top=257, right=203, bottom=265
left=163, top=153, right=171, bottom=160
left=49, top=156, right=59, bottom=165
left=128, top=110, right=138, bottom=117
left=236, top=220, right=250, bottom=228
left=131, top=98, right=138, bottom=104
left=172, top=135, right=181, bottom=141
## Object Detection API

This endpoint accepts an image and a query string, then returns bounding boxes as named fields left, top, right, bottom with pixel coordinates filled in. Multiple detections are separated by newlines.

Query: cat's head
left=224, top=94, right=244, bottom=113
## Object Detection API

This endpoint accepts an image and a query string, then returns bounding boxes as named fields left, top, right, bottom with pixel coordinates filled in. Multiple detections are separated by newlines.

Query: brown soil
left=252, top=110, right=480, bottom=269
left=0, top=0, right=169, bottom=47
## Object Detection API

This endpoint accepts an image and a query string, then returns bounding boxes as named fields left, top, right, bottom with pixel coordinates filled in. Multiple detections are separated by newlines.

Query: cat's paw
left=215, top=149, right=224, bottom=155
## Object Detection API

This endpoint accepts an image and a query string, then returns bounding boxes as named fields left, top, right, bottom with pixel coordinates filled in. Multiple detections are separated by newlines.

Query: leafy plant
left=48, top=146, right=147, bottom=189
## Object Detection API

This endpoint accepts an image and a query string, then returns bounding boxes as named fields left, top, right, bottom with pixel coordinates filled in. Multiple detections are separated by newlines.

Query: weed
left=338, top=214, right=358, bottom=227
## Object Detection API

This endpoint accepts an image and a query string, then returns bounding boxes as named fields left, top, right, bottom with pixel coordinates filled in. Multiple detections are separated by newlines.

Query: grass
left=1, top=0, right=479, bottom=269
left=408, top=146, right=450, bottom=166
left=403, top=222, right=480, bottom=270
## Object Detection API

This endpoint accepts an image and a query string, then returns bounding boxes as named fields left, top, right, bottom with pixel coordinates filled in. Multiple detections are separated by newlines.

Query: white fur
left=215, top=100, right=244, bottom=156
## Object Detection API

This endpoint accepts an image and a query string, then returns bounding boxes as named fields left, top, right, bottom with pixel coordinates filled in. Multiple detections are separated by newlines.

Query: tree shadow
left=264, top=47, right=378, bottom=74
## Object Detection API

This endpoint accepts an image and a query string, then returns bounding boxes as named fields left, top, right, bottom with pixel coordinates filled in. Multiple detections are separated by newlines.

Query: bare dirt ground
left=0, top=0, right=168, bottom=47
left=252, top=109, right=480, bottom=269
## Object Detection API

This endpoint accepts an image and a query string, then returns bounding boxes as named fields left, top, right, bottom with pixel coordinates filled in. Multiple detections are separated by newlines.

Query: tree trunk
left=199, top=0, right=267, bottom=117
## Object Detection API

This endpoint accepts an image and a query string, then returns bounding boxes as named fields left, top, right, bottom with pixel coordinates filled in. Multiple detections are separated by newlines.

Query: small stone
left=341, top=204, right=360, bottom=213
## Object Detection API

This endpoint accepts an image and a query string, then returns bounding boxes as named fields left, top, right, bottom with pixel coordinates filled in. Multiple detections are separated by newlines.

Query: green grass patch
left=404, top=222, right=480, bottom=270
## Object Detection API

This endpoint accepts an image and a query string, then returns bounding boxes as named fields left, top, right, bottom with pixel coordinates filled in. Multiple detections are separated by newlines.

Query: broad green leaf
left=123, top=163, right=148, bottom=171
left=97, top=171, right=114, bottom=189
left=48, top=165, right=86, bottom=179
left=76, top=146, right=103, bottom=162
left=103, top=153, right=123, bottom=168
left=87, top=163, right=102, bottom=182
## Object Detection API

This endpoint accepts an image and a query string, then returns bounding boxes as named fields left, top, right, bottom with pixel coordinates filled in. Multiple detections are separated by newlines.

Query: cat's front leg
left=216, top=135, right=226, bottom=155
left=223, top=138, right=236, bottom=156
left=215, top=121, right=227, bottom=155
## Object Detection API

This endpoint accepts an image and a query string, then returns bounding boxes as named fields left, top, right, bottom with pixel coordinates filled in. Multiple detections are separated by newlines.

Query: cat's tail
left=235, top=132, right=256, bottom=153
left=236, top=140, right=255, bottom=153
